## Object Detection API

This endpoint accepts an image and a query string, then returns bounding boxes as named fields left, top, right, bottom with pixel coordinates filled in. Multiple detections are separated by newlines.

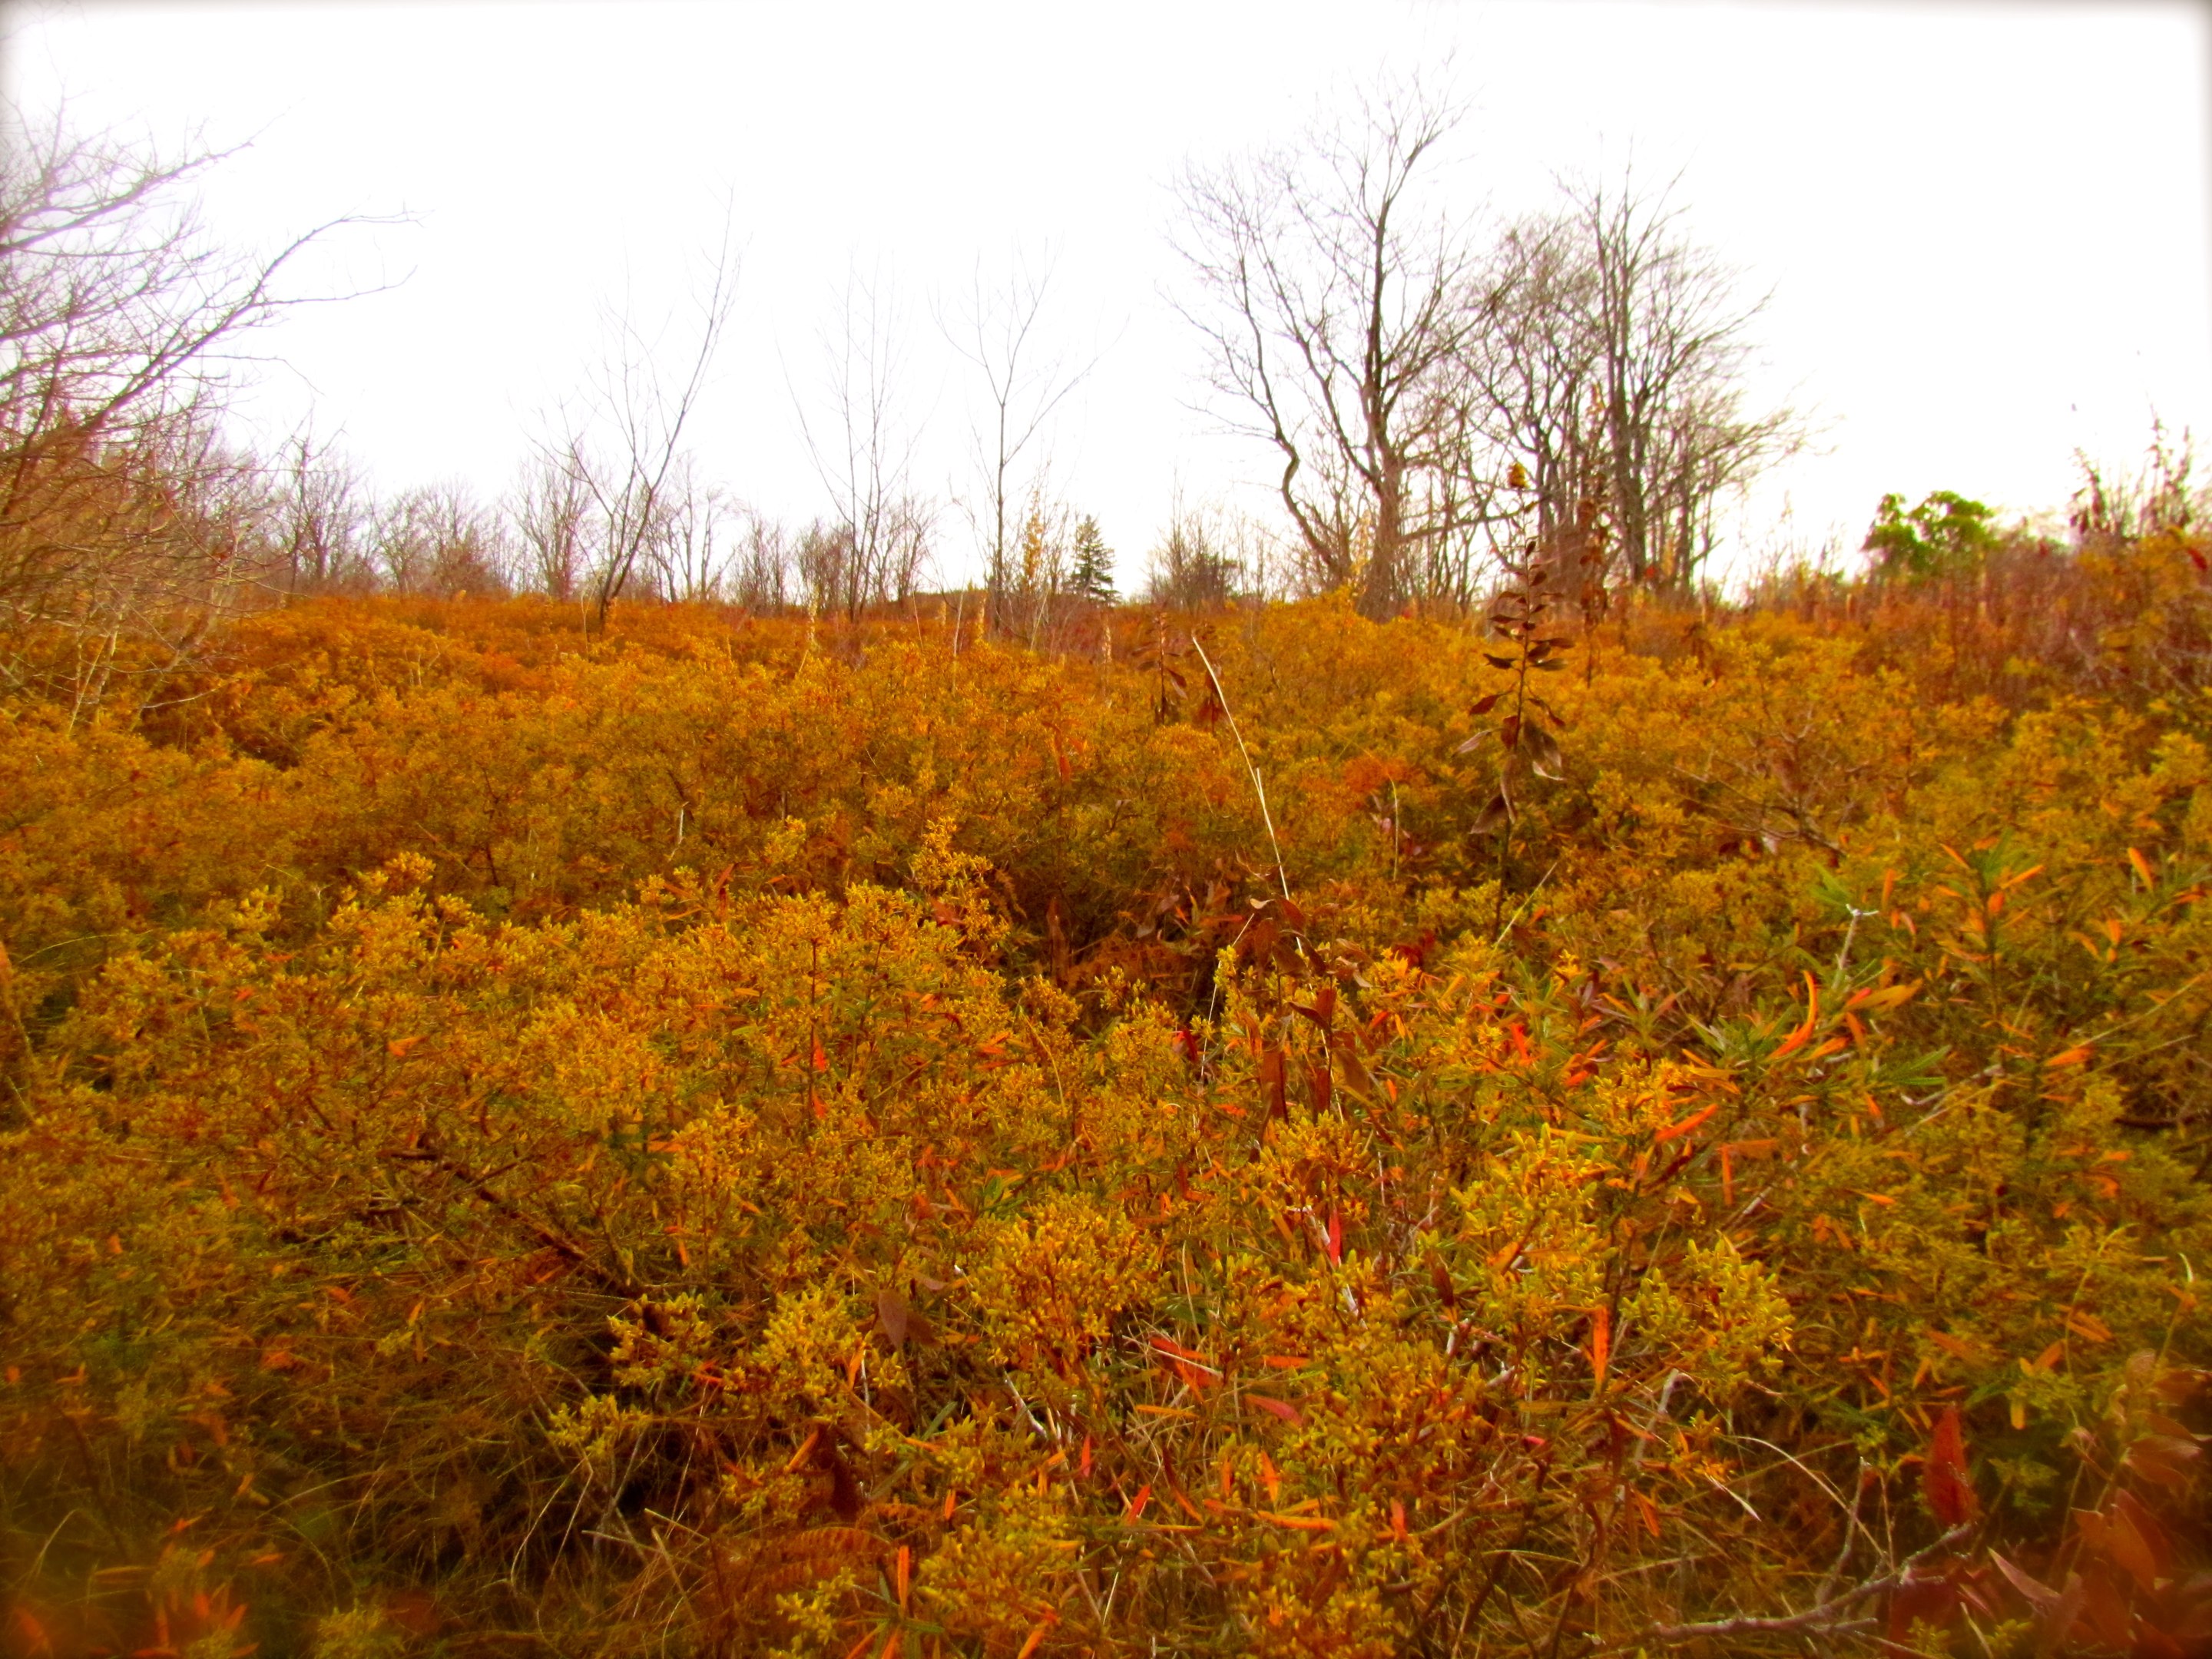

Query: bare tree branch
left=542, top=217, right=738, bottom=634
left=942, top=247, right=1094, bottom=631
left=1170, top=75, right=1488, bottom=618
left=792, top=264, right=934, bottom=622
left=0, top=102, right=389, bottom=706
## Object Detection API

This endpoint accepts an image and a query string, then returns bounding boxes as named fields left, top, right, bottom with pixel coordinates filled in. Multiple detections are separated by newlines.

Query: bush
left=2, top=589, right=2208, bottom=1656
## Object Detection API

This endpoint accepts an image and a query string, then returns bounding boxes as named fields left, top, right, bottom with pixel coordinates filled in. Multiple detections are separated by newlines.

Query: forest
left=2, top=83, right=2210, bottom=1659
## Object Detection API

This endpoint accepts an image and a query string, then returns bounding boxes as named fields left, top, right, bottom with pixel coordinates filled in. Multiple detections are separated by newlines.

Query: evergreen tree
left=1068, top=514, right=1115, bottom=604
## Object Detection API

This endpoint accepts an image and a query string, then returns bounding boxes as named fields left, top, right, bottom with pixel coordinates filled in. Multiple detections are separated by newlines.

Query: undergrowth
left=3, top=547, right=2210, bottom=1656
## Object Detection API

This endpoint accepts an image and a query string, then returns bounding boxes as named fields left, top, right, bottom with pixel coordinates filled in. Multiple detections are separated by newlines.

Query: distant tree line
left=1, top=76, right=1806, bottom=703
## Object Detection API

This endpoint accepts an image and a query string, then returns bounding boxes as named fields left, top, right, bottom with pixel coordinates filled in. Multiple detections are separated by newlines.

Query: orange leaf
left=1629, top=1488, right=1661, bottom=1539
left=1846, top=979, right=1921, bottom=1012
left=1926, top=1330, right=1982, bottom=1363
left=783, top=1427, right=822, bottom=1474
left=2061, top=1310, right=2112, bottom=1344
left=1655, top=1104, right=1717, bottom=1144
left=1772, top=972, right=1820, bottom=1058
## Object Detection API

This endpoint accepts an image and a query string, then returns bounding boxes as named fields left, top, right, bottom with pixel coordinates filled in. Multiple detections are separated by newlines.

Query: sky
left=4, top=0, right=2210, bottom=591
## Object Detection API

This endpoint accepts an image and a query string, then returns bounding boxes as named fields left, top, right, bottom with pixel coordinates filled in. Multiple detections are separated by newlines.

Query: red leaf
left=2122, top=1433, right=2200, bottom=1489
left=1989, top=1551, right=2058, bottom=1614
left=2109, top=1489, right=2171, bottom=1585
left=1324, top=1207, right=1343, bottom=1265
left=2076, top=1564, right=2132, bottom=1647
left=1246, top=1393, right=1303, bottom=1426
left=874, top=1290, right=929, bottom=1346
left=1428, top=1254, right=1458, bottom=1310
left=1307, top=1058, right=1332, bottom=1116
left=1889, top=1573, right=1959, bottom=1641
left=1925, top=1406, right=1979, bottom=1525
left=1258, top=1045, right=1287, bottom=1121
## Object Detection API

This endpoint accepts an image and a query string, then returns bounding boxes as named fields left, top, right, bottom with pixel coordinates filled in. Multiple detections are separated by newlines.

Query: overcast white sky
left=5, top=0, right=2210, bottom=589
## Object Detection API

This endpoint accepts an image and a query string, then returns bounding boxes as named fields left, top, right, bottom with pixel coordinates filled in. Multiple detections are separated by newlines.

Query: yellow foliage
left=2, top=590, right=2210, bottom=1655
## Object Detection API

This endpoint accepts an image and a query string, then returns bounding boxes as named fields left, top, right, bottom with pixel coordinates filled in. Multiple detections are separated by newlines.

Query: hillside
left=4, top=556, right=2210, bottom=1657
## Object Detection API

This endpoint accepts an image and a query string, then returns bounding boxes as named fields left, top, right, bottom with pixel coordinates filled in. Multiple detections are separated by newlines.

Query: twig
left=383, top=1141, right=630, bottom=1294
left=1492, top=858, right=1560, bottom=948
left=1190, top=636, right=1290, bottom=900
left=1816, top=1458, right=1873, bottom=1605
left=1640, top=1522, right=1972, bottom=1646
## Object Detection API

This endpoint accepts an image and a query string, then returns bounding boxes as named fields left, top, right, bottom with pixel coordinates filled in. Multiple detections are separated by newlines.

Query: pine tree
left=1069, top=515, right=1115, bottom=604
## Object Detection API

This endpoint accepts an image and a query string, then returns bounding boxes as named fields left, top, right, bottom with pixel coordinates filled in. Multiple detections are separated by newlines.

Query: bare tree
left=1174, top=81, right=1794, bottom=615
left=0, top=106, right=367, bottom=696
left=793, top=518, right=852, bottom=619
left=794, top=267, right=935, bottom=621
left=1171, top=78, right=1490, bottom=619
left=512, top=445, right=594, bottom=601
left=372, top=479, right=510, bottom=597
left=272, top=424, right=374, bottom=595
left=1464, top=214, right=1608, bottom=599
left=728, top=508, right=791, bottom=613
left=944, top=250, right=1091, bottom=631
left=545, top=227, right=737, bottom=633
left=643, top=456, right=740, bottom=604
left=1569, top=172, right=1796, bottom=593
left=1144, top=490, right=1247, bottom=611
